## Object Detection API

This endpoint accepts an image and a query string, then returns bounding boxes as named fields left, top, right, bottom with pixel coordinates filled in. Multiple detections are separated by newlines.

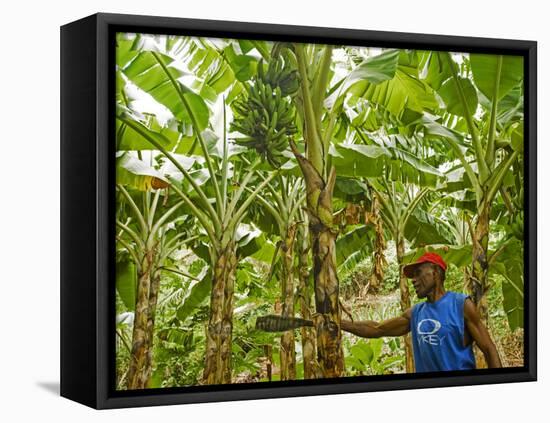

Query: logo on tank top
left=417, top=319, right=446, bottom=346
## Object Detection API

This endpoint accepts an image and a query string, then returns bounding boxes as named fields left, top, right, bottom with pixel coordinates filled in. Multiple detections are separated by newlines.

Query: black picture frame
left=60, top=12, right=537, bottom=409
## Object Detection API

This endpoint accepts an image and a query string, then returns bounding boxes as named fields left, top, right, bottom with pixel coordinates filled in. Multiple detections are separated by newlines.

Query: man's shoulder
left=411, top=300, right=425, bottom=314
left=445, top=292, right=474, bottom=319
left=447, top=291, right=470, bottom=301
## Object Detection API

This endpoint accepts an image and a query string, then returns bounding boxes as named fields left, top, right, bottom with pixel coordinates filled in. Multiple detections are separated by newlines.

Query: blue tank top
left=410, top=291, right=475, bottom=372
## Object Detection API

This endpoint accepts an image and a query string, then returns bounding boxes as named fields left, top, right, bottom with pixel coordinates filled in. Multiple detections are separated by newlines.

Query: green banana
left=229, top=53, right=299, bottom=168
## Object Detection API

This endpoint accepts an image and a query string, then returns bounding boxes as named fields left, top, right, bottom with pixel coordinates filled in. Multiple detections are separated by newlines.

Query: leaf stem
left=117, top=115, right=221, bottom=233
left=151, top=51, right=223, bottom=213
left=444, top=54, right=488, bottom=181
left=117, top=184, right=147, bottom=237
left=485, top=55, right=503, bottom=168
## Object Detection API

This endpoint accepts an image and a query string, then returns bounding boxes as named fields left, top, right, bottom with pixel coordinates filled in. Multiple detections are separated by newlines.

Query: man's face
left=410, top=263, right=437, bottom=298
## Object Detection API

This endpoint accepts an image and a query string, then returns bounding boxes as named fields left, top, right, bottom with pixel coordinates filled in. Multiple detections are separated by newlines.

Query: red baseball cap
left=403, top=252, right=447, bottom=278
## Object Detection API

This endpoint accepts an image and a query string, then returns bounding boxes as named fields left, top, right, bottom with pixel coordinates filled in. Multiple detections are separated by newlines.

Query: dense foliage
left=114, top=33, right=524, bottom=389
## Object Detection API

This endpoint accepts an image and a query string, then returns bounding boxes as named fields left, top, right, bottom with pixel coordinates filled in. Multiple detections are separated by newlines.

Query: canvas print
left=114, top=32, right=525, bottom=390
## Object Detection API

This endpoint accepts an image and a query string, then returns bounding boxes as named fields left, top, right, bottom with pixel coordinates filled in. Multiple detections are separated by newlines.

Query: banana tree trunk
left=127, top=250, right=155, bottom=389
left=311, top=224, right=344, bottom=377
left=264, top=344, right=273, bottom=381
left=280, top=224, right=297, bottom=381
left=471, top=205, right=490, bottom=321
left=290, top=144, right=344, bottom=378
left=203, top=241, right=237, bottom=385
left=368, top=194, right=386, bottom=293
left=396, top=237, right=414, bottom=373
left=219, top=243, right=238, bottom=384
left=143, top=271, right=161, bottom=385
left=470, top=205, right=490, bottom=368
left=296, top=224, right=322, bottom=379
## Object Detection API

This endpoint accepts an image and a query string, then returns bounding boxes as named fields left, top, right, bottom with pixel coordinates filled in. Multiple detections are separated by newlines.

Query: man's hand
left=341, top=308, right=412, bottom=338
left=464, top=298, right=502, bottom=368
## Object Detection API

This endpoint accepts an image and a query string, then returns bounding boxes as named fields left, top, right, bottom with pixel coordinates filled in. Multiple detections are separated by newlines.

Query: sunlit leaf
left=470, top=54, right=523, bottom=101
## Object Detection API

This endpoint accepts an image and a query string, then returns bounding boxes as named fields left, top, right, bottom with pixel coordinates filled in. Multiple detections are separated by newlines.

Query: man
left=341, top=252, right=502, bottom=372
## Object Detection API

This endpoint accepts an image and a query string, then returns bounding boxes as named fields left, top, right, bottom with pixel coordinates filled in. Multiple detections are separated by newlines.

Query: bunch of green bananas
left=260, top=53, right=299, bottom=97
left=230, top=55, right=299, bottom=168
left=509, top=211, right=523, bottom=238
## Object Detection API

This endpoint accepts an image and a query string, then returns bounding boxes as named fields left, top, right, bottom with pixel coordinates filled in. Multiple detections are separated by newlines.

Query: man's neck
left=426, top=286, right=446, bottom=303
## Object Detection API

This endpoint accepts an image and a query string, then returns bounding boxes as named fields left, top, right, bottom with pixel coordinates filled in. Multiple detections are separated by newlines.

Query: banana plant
left=369, top=179, right=430, bottom=372
left=115, top=158, right=198, bottom=389
left=295, top=214, right=323, bottom=379
left=284, top=43, right=349, bottom=377
left=367, top=190, right=387, bottom=292
left=226, top=43, right=346, bottom=377
left=324, top=47, right=467, bottom=375
left=420, top=51, right=523, bottom=324
left=117, top=108, right=274, bottom=385
left=247, top=174, right=306, bottom=380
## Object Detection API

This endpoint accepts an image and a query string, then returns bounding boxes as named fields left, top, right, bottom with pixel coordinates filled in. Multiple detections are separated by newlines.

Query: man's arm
left=463, top=298, right=502, bottom=368
left=341, top=308, right=411, bottom=338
